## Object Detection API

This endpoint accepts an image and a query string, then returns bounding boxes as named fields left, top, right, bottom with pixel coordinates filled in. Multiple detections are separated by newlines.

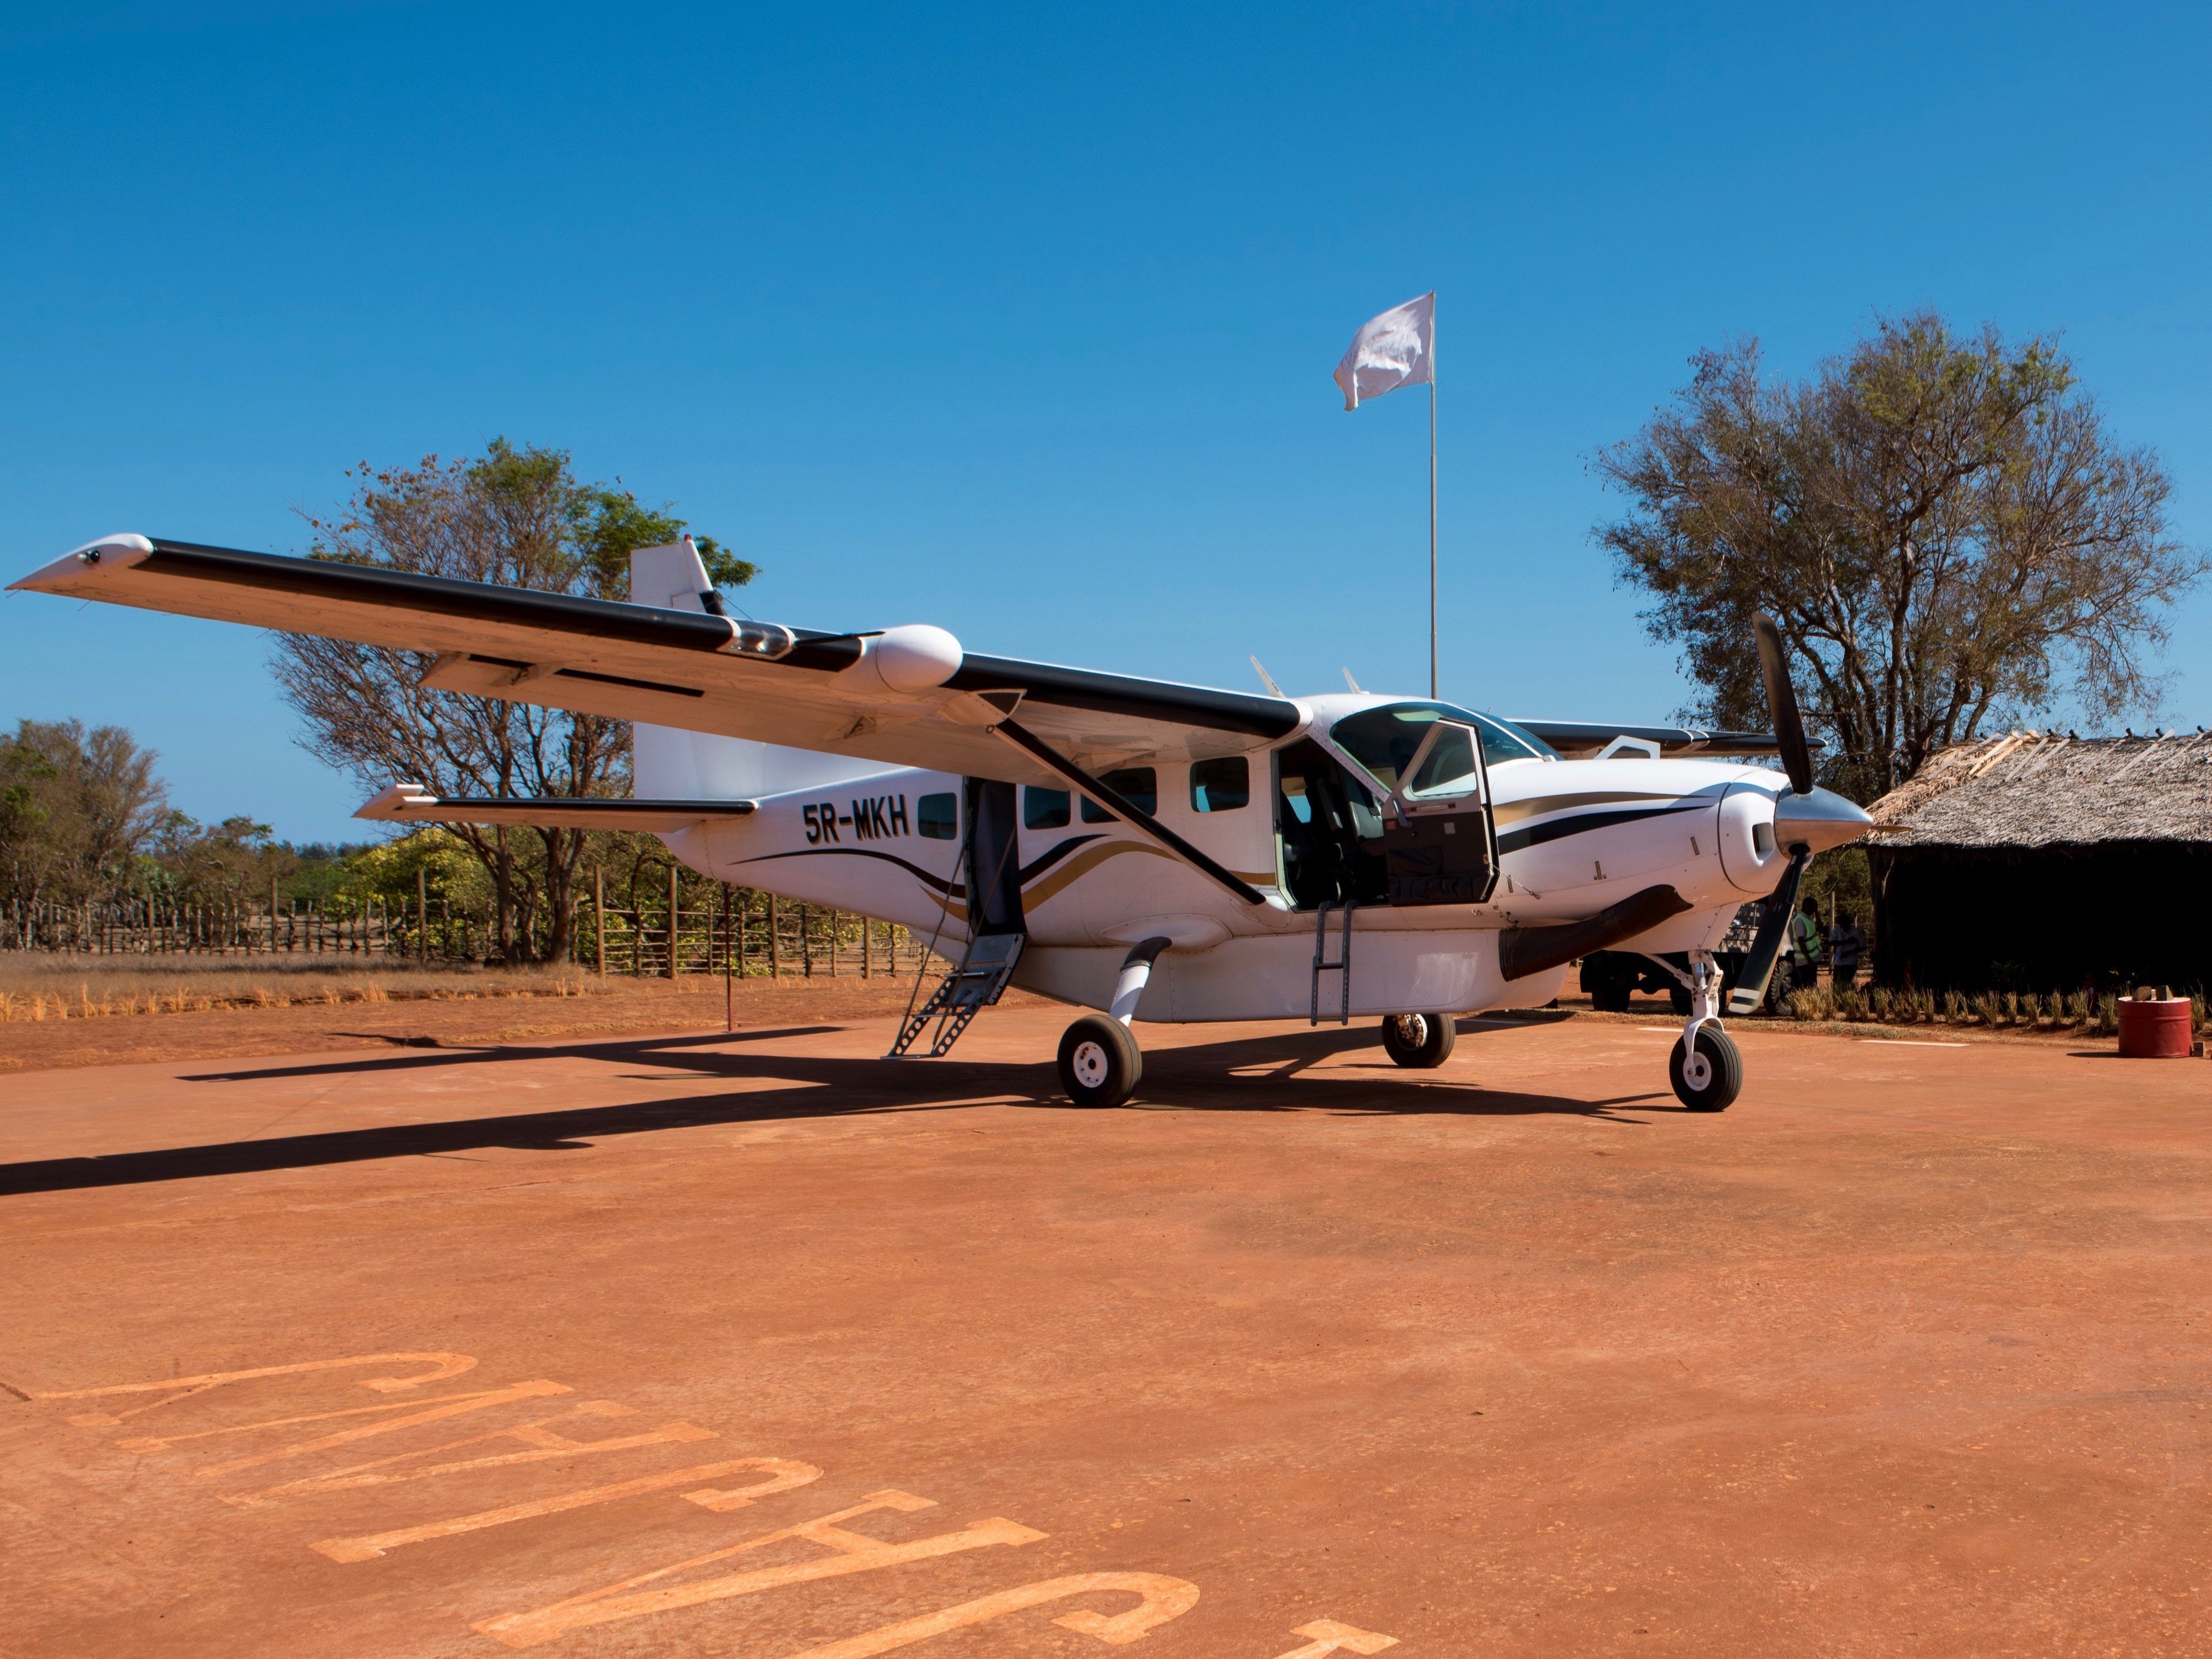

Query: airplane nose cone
left=1772, top=785, right=1873, bottom=854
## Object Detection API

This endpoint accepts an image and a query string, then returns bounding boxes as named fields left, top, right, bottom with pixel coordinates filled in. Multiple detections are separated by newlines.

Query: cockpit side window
left=1469, top=711, right=1554, bottom=765
left=1330, top=702, right=1549, bottom=790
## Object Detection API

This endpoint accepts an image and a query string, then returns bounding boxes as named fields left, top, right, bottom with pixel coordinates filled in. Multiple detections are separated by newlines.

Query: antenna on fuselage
left=1342, top=668, right=1364, bottom=693
left=1250, top=655, right=1286, bottom=698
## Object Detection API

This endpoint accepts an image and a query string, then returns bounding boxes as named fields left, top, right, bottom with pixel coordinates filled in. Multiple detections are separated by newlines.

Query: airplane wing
left=1509, top=718, right=1819, bottom=759
left=355, top=783, right=758, bottom=832
left=10, top=536, right=1302, bottom=792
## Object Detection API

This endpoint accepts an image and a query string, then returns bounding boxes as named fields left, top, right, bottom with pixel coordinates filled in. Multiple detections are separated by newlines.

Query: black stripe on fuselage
left=1495, top=802, right=1705, bottom=854
left=732, top=832, right=1105, bottom=899
left=1016, top=833, right=1104, bottom=885
left=736, top=846, right=964, bottom=898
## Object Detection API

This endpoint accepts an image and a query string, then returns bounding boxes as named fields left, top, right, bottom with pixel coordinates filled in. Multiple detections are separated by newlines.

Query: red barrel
left=2117, top=997, right=2195, bottom=1059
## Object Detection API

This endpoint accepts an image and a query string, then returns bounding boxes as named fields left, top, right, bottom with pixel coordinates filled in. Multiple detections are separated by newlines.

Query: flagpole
left=1428, top=298, right=1438, bottom=700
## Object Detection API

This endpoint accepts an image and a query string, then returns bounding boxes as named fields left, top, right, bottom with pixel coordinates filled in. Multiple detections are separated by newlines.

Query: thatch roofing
left=1868, top=731, right=2212, bottom=849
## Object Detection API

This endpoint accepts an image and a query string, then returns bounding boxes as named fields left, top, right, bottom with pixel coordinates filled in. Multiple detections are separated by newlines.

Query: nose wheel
left=1667, top=950, right=1741, bottom=1110
left=1058, top=1013, right=1142, bottom=1108
left=1669, top=1023, right=1741, bottom=1110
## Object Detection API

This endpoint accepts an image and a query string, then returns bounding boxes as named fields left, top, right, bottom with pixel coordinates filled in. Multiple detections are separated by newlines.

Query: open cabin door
left=963, top=777, right=1026, bottom=936
left=1275, top=704, right=1499, bottom=912
left=1372, top=717, right=1499, bottom=906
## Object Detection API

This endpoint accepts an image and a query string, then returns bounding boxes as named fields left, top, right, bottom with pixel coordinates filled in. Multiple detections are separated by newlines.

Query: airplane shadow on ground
left=0, top=1019, right=1678, bottom=1196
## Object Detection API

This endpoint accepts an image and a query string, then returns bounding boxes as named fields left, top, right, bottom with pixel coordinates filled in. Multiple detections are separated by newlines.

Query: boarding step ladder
left=1310, top=901, right=1357, bottom=1026
left=887, top=931, right=1027, bottom=1058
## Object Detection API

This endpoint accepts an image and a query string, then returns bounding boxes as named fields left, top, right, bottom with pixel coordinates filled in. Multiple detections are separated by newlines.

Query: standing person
left=1828, top=908, right=1867, bottom=991
left=1787, top=897, right=1824, bottom=995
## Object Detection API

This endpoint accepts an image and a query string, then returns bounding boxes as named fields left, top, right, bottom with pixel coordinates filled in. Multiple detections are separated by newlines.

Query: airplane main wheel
left=1381, top=1012, right=1456, bottom=1069
left=1668, top=1026, right=1742, bottom=1112
left=1059, top=1014, right=1142, bottom=1108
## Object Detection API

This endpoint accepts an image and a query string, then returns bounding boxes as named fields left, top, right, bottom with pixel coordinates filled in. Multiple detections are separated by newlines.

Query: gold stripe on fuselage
left=1490, top=789, right=1688, bottom=828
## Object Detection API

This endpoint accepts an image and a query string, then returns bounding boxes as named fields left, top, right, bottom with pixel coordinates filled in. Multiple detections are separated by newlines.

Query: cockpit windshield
left=1329, top=702, right=1554, bottom=798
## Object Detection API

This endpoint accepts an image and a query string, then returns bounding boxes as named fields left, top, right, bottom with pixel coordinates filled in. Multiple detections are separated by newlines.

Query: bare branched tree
left=1595, top=312, right=2206, bottom=798
left=0, top=719, right=168, bottom=908
left=272, top=440, right=750, bottom=962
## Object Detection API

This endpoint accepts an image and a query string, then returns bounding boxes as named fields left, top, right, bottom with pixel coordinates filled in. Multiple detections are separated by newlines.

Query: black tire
left=1380, top=1012, right=1457, bottom=1069
left=1668, top=983, right=1693, bottom=1016
left=1584, top=963, right=1631, bottom=1012
left=1668, top=1025, right=1742, bottom=1112
left=1058, top=1014, right=1142, bottom=1107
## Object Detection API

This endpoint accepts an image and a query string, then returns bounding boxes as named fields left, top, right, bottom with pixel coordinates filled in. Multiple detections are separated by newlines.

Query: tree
left=271, top=440, right=751, bottom=963
left=1595, top=312, right=2206, bottom=799
left=148, top=812, right=286, bottom=906
left=0, top=719, right=167, bottom=909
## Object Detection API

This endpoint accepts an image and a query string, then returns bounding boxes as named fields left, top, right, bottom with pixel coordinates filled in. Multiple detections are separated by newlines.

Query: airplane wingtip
left=356, top=782, right=435, bottom=821
left=10, top=533, right=156, bottom=593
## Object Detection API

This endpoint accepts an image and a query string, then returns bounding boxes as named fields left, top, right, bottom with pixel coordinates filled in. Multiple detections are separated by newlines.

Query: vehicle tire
left=1668, top=983, right=1693, bottom=1016
left=1058, top=1014, right=1142, bottom=1108
left=1668, top=1025, right=1742, bottom=1112
left=1380, top=1012, right=1456, bottom=1068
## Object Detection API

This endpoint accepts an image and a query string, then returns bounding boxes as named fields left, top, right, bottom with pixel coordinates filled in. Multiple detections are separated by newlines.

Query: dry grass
left=0, top=954, right=601, bottom=1023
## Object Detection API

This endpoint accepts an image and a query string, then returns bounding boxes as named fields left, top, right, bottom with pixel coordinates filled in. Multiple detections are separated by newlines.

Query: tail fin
left=628, top=541, right=888, bottom=798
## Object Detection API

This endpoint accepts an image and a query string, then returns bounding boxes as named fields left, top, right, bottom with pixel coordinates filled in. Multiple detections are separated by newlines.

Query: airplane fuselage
left=666, top=727, right=1814, bottom=1023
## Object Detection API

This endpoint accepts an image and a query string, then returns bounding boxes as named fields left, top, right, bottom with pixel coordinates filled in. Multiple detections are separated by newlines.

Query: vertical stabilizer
left=628, top=541, right=889, bottom=798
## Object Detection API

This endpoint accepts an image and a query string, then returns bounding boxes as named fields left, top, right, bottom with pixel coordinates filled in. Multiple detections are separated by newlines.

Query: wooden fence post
left=768, top=894, right=780, bottom=978
left=668, top=864, right=681, bottom=979
left=594, top=866, right=606, bottom=978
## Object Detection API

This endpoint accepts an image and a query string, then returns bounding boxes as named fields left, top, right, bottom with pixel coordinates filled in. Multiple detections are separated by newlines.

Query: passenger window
left=1190, top=756, right=1250, bottom=812
left=1024, top=787, right=1071, bottom=829
left=1082, top=766, right=1157, bottom=822
left=918, top=792, right=958, bottom=840
left=1280, top=775, right=1314, bottom=825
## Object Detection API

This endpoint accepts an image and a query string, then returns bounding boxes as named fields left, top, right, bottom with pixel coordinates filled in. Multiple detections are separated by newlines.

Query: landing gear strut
left=1056, top=936, right=1169, bottom=1108
left=1669, top=951, right=1742, bottom=1111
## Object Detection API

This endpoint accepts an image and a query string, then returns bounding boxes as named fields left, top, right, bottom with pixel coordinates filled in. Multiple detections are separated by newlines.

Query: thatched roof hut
left=1864, top=730, right=2212, bottom=993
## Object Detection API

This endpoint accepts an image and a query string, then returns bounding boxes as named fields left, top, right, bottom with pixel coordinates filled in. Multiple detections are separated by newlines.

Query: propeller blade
left=1753, top=614, right=1814, bottom=795
left=1725, top=849, right=1809, bottom=1016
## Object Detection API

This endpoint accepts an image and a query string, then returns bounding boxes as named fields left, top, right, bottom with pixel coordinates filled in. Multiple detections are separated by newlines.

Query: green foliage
left=570, top=482, right=757, bottom=599
left=284, top=438, right=760, bottom=964
left=0, top=719, right=167, bottom=907
left=1596, top=311, right=2204, bottom=797
left=443, top=437, right=759, bottom=601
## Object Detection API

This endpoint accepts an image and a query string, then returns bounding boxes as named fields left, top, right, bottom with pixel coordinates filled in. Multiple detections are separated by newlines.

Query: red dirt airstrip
left=2, top=1000, right=2208, bottom=1658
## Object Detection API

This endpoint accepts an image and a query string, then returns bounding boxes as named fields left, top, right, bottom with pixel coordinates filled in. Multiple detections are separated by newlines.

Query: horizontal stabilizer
left=357, top=783, right=756, bottom=832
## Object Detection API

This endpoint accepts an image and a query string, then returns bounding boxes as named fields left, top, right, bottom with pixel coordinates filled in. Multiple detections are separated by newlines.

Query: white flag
left=1333, top=292, right=1435, bottom=411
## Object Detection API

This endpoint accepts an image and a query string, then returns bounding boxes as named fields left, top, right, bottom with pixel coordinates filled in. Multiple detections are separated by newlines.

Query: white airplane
left=12, top=534, right=1870, bottom=1110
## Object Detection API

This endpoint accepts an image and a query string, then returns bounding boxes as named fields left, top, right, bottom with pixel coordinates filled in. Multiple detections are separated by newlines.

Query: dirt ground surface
left=3, top=1001, right=2208, bottom=1658
left=0, top=974, right=1007, bottom=1074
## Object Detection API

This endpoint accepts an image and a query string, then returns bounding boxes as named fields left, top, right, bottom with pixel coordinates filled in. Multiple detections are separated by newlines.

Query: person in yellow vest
left=1786, top=897, right=1824, bottom=994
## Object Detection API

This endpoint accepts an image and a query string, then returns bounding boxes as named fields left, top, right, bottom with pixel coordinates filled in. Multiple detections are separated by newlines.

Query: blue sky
left=4, top=1, right=2208, bottom=842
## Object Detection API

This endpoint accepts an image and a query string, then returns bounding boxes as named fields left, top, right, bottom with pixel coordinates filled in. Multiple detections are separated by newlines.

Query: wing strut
left=991, top=719, right=1268, bottom=906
